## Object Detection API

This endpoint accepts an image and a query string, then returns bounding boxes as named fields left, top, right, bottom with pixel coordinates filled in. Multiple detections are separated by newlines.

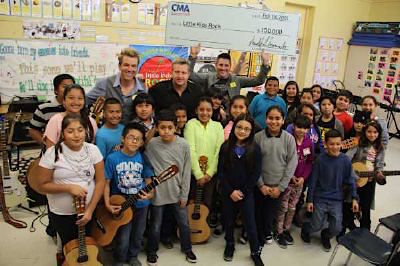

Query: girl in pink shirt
left=45, top=84, right=97, bottom=148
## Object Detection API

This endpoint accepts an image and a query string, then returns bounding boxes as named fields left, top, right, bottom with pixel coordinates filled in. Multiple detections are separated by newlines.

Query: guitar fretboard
left=120, top=179, right=160, bottom=212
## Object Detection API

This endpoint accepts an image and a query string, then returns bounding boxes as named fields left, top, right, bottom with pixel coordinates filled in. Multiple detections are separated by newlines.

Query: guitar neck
left=194, top=186, right=204, bottom=214
left=78, top=223, right=88, bottom=261
left=120, top=179, right=160, bottom=212
left=358, top=170, right=400, bottom=177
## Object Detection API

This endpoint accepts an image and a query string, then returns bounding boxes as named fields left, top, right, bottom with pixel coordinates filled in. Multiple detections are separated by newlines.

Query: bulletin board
left=313, top=37, right=344, bottom=89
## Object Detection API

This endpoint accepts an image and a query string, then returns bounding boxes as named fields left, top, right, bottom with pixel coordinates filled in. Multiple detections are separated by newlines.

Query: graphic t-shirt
left=105, top=150, right=154, bottom=208
left=318, top=116, right=336, bottom=143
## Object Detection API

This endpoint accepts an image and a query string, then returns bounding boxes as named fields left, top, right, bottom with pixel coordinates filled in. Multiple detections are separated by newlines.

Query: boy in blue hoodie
left=301, top=129, right=359, bottom=252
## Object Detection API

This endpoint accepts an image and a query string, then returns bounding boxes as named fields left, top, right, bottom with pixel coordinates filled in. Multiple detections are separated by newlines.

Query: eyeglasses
left=126, top=136, right=142, bottom=143
left=235, top=125, right=252, bottom=133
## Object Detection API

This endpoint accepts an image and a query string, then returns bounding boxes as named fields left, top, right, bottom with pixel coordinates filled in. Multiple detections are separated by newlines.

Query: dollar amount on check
left=165, top=2, right=300, bottom=55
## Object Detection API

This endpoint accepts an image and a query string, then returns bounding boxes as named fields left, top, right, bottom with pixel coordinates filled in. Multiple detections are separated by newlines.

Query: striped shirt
left=29, top=97, right=65, bottom=132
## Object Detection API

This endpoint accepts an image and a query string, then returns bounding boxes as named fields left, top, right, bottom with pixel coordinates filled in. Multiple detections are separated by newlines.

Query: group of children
left=31, top=72, right=390, bottom=266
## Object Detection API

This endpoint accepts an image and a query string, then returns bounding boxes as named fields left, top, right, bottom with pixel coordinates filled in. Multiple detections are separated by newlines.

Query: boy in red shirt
left=334, top=90, right=353, bottom=134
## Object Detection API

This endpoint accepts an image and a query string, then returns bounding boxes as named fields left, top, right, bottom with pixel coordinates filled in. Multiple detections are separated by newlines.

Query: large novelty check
left=165, top=2, right=300, bottom=55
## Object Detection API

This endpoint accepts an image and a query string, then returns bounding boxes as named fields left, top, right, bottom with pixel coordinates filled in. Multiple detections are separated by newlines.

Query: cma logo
left=171, top=4, right=190, bottom=14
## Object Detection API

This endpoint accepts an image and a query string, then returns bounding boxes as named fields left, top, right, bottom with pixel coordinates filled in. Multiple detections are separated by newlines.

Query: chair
left=375, top=213, right=400, bottom=235
left=327, top=228, right=400, bottom=266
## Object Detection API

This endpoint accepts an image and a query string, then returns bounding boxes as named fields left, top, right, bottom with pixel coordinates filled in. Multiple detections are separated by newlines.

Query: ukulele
left=186, top=156, right=211, bottom=244
left=353, top=162, right=400, bottom=188
left=89, top=96, right=105, bottom=125
left=64, top=197, right=101, bottom=266
left=92, top=165, right=178, bottom=246
left=341, top=137, right=359, bottom=150
left=0, top=116, right=27, bottom=228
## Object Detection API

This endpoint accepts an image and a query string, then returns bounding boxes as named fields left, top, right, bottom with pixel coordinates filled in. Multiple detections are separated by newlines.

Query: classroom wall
left=0, top=0, right=398, bottom=91
left=368, top=0, right=400, bottom=22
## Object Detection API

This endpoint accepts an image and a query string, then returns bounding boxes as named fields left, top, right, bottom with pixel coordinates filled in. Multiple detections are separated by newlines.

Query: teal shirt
left=249, top=93, right=287, bottom=128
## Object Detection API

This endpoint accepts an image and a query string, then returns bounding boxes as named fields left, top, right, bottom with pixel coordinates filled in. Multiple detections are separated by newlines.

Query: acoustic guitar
left=186, top=156, right=211, bottom=244
left=92, top=165, right=178, bottom=246
left=0, top=116, right=27, bottom=228
left=353, top=162, right=400, bottom=188
left=341, top=137, right=359, bottom=150
left=64, top=197, right=101, bottom=266
left=89, top=96, right=105, bottom=125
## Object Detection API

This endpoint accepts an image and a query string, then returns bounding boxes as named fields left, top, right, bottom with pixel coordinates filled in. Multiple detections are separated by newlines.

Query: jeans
left=114, top=206, right=148, bottom=263
left=276, top=183, right=303, bottom=234
left=255, top=189, right=283, bottom=244
left=303, top=201, right=342, bottom=238
left=223, top=192, right=259, bottom=253
left=160, top=205, right=177, bottom=242
left=147, top=203, right=192, bottom=255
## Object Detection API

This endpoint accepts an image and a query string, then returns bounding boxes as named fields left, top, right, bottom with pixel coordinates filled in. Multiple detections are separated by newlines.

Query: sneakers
left=208, top=213, right=218, bottom=228
left=223, top=244, right=235, bottom=261
left=251, top=254, right=264, bottom=266
left=300, top=228, right=311, bottom=244
left=185, top=250, right=197, bottom=263
left=283, top=230, right=294, bottom=245
left=146, top=254, right=158, bottom=266
left=264, top=233, right=273, bottom=245
left=129, top=257, right=142, bottom=266
left=213, top=224, right=224, bottom=238
left=275, top=233, right=288, bottom=249
left=239, top=229, right=248, bottom=244
left=321, top=229, right=332, bottom=252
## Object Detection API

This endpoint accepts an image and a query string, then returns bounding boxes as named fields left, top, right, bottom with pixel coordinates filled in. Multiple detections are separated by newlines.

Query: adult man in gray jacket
left=188, top=45, right=271, bottom=99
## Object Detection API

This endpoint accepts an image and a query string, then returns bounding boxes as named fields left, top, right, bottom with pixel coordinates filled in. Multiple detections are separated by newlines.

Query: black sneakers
left=251, top=251, right=264, bottom=266
left=283, top=230, right=294, bottom=245
left=300, top=228, right=311, bottom=244
left=321, top=229, right=332, bottom=252
left=275, top=234, right=288, bottom=249
left=146, top=254, right=158, bottom=266
left=185, top=250, right=197, bottom=263
left=264, top=233, right=273, bottom=245
left=223, top=244, right=235, bottom=261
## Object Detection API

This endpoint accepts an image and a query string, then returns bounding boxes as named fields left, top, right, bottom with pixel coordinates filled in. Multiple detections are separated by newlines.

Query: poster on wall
left=31, top=0, right=42, bottom=17
left=313, top=37, right=344, bottom=89
left=10, top=0, right=21, bottom=16
left=21, top=0, right=32, bottom=17
left=0, top=40, right=126, bottom=101
left=23, top=20, right=81, bottom=40
left=131, top=45, right=189, bottom=88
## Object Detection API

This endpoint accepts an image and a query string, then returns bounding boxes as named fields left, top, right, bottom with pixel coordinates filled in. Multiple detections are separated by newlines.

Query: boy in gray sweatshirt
left=145, top=110, right=197, bottom=265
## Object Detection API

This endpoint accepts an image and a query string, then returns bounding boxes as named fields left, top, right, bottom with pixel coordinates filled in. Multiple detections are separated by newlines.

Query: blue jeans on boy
left=147, top=203, right=192, bottom=255
left=114, top=206, right=148, bottom=263
left=223, top=192, right=259, bottom=254
left=303, top=201, right=343, bottom=238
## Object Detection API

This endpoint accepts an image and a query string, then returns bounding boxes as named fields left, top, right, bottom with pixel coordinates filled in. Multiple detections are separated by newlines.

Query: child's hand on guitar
left=197, top=175, right=210, bottom=186
left=139, top=190, right=153, bottom=200
left=259, top=185, right=271, bottom=196
left=106, top=204, right=121, bottom=214
left=292, top=176, right=304, bottom=187
left=375, top=171, right=387, bottom=185
left=230, top=190, right=244, bottom=202
left=76, top=209, right=93, bottom=226
left=306, top=203, right=314, bottom=213
left=270, top=187, right=281, bottom=198
left=69, top=184, right=88, bottom=198
left=352, top=199, right=359, bottom=213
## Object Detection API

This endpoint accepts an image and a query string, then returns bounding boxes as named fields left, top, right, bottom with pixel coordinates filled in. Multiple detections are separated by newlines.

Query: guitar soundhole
left=192, top=213, right=200, bottom=220
left=77, top=255, right=89, bottom=263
